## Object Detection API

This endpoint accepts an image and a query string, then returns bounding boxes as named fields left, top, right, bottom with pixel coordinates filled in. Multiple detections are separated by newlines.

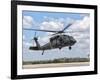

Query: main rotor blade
left=23, top=28, right=59, bottom=33
left=51, top=30, right=87, bottom=35
left=62, top=23, right=72, bottom=32
left=64, top=30, right=87, bottom=33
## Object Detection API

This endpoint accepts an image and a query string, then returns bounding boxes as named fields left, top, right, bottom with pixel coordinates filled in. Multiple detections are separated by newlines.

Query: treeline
left=23, top=57, right=90, bottom=65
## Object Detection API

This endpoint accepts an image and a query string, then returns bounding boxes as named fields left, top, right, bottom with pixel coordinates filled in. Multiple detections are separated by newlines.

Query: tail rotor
left=31, top=32, right=38, bottom=46
left=34, top=32, right=38, bottom=41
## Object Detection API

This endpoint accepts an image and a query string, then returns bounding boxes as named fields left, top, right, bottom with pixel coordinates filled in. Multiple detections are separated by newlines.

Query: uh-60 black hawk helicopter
left=24, top=23, right=77, bottom=55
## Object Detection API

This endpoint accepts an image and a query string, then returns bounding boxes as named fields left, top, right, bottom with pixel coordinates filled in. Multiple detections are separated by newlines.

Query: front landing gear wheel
left=59, top=47, right=61, bottom=50
left=69, top=46, right=72, bottom=50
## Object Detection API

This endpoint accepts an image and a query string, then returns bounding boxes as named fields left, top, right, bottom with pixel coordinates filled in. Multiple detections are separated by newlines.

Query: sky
left=22, top=10, right=90, bottom=61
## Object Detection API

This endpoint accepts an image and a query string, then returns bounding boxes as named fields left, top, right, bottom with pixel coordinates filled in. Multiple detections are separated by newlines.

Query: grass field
left=23, top=57, right=90, bottom=69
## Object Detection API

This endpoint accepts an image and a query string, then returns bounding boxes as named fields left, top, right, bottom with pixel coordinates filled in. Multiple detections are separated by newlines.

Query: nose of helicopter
left=72, top=39, right=77, bottom=44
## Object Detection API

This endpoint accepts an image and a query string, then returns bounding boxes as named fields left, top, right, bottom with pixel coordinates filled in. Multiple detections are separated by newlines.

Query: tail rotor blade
left=34, top=32, right=36, bottom=37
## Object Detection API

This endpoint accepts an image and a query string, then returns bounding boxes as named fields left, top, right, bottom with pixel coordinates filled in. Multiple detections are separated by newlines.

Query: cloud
left=23, top=16, right=34, bottom=28
left=40, top=16, right=90, bottom=32
left=68, top=16, right=90, bottom=31
left=32, top=36, right=50, bottom=46
left=40, top=20, right=64, bottom=31
left=23, top=40, right=35, bottom=55
left=66, top=16, right=90, bottom=50
left=27, top=16, right=89, bottom=49
left=23, top=15, right=90, bottom=61
left=39, top=16, right=90, bottom=50
left=40, top=17, right=75, bottom=36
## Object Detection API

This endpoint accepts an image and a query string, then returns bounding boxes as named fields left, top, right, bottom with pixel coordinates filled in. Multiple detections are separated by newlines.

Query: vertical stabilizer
left=34, top=37, right=41, bottom=49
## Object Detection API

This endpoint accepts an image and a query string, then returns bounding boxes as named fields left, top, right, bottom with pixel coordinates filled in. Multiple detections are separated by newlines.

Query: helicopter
left=24, top=23, right=77, bottom=55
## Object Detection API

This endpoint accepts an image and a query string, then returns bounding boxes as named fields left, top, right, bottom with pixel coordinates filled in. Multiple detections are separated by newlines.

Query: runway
left=23, top=62, right=89, bottom=69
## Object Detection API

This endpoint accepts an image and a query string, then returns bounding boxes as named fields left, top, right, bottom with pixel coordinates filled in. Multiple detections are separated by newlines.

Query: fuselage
left=29, top=34, right=76, bottom=50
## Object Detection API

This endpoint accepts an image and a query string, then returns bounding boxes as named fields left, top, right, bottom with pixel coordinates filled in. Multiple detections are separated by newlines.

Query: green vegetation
left=23, top=57, right=90, bottom=65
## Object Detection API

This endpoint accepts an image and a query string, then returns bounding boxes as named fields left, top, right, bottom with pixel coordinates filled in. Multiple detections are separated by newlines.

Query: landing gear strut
left=69, top=46, right=72, bottom=50
left=42, top=50, right=44, bottom=55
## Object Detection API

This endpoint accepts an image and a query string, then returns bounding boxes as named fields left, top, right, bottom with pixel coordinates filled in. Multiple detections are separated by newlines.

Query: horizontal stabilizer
left=29, top=46, right=39, bottom=50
